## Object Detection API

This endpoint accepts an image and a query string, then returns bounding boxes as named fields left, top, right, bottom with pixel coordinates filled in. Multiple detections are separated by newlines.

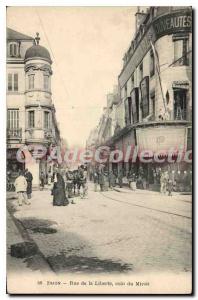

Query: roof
left=25, top=44, right=52, bottom=63
left=7, top=28, right=34, bottom=41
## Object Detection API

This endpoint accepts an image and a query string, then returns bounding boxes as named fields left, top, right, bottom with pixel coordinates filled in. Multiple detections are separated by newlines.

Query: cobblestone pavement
left=7, top=183, right=192, bottom=275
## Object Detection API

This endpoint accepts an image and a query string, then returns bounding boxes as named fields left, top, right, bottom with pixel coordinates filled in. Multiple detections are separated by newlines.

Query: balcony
left=7, top=128, right=22, bottom=140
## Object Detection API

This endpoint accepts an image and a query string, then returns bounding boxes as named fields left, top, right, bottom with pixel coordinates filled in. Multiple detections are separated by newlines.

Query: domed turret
left=25, top=33, right=52, bottom=63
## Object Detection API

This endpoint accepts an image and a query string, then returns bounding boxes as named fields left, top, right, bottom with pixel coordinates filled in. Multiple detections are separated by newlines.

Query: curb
left=7, top=205, right=54, bottom=274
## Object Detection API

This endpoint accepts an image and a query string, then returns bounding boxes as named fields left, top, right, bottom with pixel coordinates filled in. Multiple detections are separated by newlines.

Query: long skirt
left=53, top=187, right=69, bottom=206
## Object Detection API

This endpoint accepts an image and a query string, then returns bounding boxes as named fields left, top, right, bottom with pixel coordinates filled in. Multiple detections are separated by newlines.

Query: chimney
left=135, top=7, right=147, bottom=31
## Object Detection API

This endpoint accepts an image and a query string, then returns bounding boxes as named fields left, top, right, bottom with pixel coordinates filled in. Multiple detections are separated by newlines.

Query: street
left=7, top=183, right=192, bottom=275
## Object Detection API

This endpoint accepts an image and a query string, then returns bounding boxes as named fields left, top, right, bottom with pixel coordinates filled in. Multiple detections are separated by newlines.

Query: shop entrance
left=174, top=89, right=187, bottom=120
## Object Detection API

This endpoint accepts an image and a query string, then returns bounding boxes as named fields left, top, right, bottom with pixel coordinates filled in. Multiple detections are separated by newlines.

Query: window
left=9, top=43, right=18, bottom=57
left=28, top=111, right=35, bottom=128
left=174, top=89, right=187, bottom=120
left=7, top=109, right=19, bottom=129
left=131, top=88, right=139, bottom=123
left=131, top=73, right=135, bottom=89
left=28, top=74, right=35, bottom=90
left=150, top=93, right=155, bottom=120
left=44, top=111, right=50, bottom=129
left=124, top=97, right=132, bottom=126
left=173, top=37, right=189, bottom=66
left=8, top=74, right=12, bottom=91
left=139, top=62, right=143, bottom=81
left=14, top=74, right=18, bottom=91
left=43, top=74, right=49, bottom=90
left=124, top=85, right=127, bottom=98
left=7, top=73, right=18, bottom=91
left=150, top=49, right=155, bottom=77
left=140, top=77, right=149, bottom=119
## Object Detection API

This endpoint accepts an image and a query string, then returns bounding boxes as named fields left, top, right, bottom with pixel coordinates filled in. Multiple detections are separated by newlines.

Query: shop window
left=43, top=74, right=49, bottom=90
left=44, top=111, right=50, bottom=129
left=174, top=89, right=187, bottom=120
left=28, top=110, right=35, bottom=128
left=131, top=88, right=139, bottom=123
left=150, top=49, right=155, bottom=77
left=7, top=109, right=19, bottom=129
left=7, top=73, right=18, bottom=91
left=28, top=74, right=35, bottom=90
left=173, top=37, right=189, bottom=66
left=9, top=43, right=18, bottom=57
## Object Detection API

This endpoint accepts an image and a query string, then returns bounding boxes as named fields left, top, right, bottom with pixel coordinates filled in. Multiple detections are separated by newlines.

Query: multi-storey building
left=87, top=6, right=192, bottom=190
left=7, top=28, right=61, bottom=187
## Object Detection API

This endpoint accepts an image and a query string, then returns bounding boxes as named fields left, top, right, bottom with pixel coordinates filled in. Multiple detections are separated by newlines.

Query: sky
left=7, top=6, right=136, bottom=147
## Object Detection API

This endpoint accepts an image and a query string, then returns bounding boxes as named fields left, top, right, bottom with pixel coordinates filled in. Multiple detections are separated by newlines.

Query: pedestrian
left=66, top=171, right=74, bottom=198
left=52, top=173, right=69, bottom=206
left=40, top=172, right=45, bottom=190
left=98, top=170, right=105, bottom=192
left=167, top=178, right=173, bottom=196
left=24, top=169, right=33, bottom=199
left=127, top=170, right=133, bottom=189
left=118, top=169, right=123, bottom=188
left=108, top=170, right=115, bottom=190
left=93, top=171, right=98, bottom=192
left=136, top=175, right=144, bottom=189
left=78, top=169, right=88, bottom=198
left=14, top=170, right=30, bottom=206
left=103, top=170, right=109, bottom=191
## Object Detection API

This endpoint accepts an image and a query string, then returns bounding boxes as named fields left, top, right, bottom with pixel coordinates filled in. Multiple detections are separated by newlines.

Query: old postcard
left=6, top=6, right=192, bottom=294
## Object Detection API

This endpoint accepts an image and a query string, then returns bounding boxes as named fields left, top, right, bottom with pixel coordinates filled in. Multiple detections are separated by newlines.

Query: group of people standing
left=51, top=166, right=88, bottom=206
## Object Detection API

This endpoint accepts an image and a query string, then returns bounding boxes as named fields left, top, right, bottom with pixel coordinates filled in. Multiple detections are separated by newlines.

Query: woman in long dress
left=52, top=173, right=69, bottom=206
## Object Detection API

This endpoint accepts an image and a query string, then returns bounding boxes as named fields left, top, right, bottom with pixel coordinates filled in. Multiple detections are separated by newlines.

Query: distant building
left=7, top=28, right=61, bottom=187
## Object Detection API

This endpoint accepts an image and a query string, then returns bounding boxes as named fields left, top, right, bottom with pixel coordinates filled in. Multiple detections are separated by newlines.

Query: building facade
left=7, top=28, right=61, bottom=187
left=87, top=6, right=192, bottom=190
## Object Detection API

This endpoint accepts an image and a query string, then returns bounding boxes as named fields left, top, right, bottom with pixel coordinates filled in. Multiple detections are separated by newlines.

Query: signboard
left=119, top=9, right=192, bottom=88
left=153, top=10, right=192, bottom=39
left=172, top=80, right=189, bottom=89
left=136, top=126, right=187, bottom=153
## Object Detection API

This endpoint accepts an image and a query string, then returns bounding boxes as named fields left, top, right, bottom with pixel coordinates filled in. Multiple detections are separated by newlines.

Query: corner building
left=109, top=6, right=192, bottom=188
left=7, top=29, right=61, bottom=188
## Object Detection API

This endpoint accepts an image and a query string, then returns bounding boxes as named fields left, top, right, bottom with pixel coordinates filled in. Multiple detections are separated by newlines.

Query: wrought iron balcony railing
left=7, top=128, right=22, bottom=139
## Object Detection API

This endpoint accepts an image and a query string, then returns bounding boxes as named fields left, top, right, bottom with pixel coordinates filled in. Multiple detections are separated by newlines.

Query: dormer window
left=9, top=43, right=18, bottom=57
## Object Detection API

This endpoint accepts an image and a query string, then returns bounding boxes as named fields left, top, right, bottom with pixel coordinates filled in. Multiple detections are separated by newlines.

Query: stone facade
left=7, top=28, right=61, bottom=188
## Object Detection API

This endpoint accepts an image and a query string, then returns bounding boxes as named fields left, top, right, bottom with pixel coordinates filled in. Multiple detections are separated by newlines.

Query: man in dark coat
left=24, top=169, right=33, bottom=199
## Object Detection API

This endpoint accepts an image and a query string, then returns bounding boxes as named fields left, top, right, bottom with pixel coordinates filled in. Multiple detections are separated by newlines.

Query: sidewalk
left=7, top=207, right=53, bottom=277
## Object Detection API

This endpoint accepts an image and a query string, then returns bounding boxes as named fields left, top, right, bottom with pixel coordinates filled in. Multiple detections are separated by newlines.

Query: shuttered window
left=7, top=109, right=19, bottom=129
left=44, top=111, right=50, bottom=129
left=28, top=111, right=35, bottom=128
left=7, top=73, right=18, bottom=91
